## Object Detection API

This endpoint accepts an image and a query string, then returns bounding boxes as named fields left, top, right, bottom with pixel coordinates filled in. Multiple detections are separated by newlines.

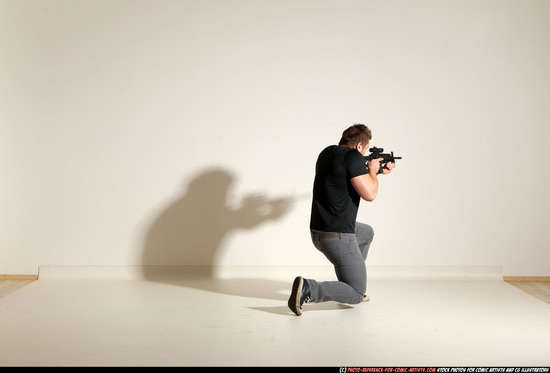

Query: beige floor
left=1, top=266, right=549, bottom=367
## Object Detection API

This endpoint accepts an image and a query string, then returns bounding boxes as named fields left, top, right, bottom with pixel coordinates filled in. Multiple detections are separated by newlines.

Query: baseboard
left=7, top=268, right=550, bottom=282
left=33, top=265, right=506, bottom=282
left=503, top=276, right=550, bottom=282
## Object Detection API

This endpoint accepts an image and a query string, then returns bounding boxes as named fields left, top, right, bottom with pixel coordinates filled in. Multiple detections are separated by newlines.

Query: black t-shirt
left=310, top=145, right=368, bottom=233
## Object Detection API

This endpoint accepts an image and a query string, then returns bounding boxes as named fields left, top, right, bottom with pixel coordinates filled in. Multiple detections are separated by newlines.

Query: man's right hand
left=367, top=157, right=383, bottom=176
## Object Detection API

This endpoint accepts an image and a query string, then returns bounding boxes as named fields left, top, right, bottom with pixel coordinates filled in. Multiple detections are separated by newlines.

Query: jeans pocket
left=342, top=234, right=360, bottom=257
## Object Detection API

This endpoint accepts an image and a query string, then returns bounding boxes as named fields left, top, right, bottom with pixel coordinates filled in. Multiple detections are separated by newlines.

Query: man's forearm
left=351, top=173, right=378, bottom=202
left=365, top=173, right=379, bottom=201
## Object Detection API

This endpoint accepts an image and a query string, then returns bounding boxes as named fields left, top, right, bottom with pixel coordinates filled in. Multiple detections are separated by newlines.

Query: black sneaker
left=288, top=276, right=310, bottom=316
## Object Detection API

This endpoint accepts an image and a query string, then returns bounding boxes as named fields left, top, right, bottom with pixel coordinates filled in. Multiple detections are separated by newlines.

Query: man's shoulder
left=344, top=147, right=364, bottom=160
left=320, top=144, right=338, bottom=153
left=320, top=145, right=354, bottom=155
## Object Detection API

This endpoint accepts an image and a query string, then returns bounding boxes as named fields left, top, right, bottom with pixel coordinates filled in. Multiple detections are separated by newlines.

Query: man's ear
left=355, top=142, right=369, bottom=154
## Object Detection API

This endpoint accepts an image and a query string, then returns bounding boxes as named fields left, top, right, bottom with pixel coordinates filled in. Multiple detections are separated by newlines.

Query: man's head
left=338, top=124, right=372, bottom=155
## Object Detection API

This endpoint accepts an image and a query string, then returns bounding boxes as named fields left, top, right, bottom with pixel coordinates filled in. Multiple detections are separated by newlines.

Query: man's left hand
left=382, top=161, right=396, bottom=175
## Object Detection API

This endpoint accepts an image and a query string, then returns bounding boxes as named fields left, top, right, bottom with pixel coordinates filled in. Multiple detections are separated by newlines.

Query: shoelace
left=300, top=291, right=310, bottom=308
left=299, top=279, right=311, bottom=308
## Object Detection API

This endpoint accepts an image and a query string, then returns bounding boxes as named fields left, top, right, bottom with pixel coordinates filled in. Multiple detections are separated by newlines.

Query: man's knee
left=356, top=223, right=374, bottom=246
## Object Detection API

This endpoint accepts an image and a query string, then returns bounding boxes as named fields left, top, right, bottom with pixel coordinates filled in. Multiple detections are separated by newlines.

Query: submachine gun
left=364, top=147, right=402, bottom=174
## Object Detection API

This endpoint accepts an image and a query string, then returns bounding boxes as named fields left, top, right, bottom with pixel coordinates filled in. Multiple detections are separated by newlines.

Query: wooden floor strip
left=0, top=274, right=39, bottom=280
left=503, top=276, right=550, bottom=282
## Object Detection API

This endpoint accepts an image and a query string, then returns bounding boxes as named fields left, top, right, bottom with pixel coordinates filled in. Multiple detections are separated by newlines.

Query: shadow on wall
left=141, top=167, right=295, bottom=302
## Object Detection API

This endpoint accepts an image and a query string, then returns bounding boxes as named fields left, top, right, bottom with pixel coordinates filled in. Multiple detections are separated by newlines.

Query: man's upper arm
left=346, top=149, right=377, bottom=202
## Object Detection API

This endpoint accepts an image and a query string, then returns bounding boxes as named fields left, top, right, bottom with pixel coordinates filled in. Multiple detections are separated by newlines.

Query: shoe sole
left=288, top=276, right=303, bottom=316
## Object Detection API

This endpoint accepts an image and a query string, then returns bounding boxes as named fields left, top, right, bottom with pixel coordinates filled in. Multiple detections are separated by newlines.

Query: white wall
left=2, top=0, right=549, bottom=276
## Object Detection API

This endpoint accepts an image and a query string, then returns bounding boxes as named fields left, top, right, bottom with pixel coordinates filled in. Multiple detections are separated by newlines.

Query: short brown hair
left=338, top=124, right=372, bottom=146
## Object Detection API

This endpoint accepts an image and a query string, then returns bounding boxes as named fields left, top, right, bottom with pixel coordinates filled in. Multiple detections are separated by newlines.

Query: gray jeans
left=306, top=222, right=374, bottom=304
